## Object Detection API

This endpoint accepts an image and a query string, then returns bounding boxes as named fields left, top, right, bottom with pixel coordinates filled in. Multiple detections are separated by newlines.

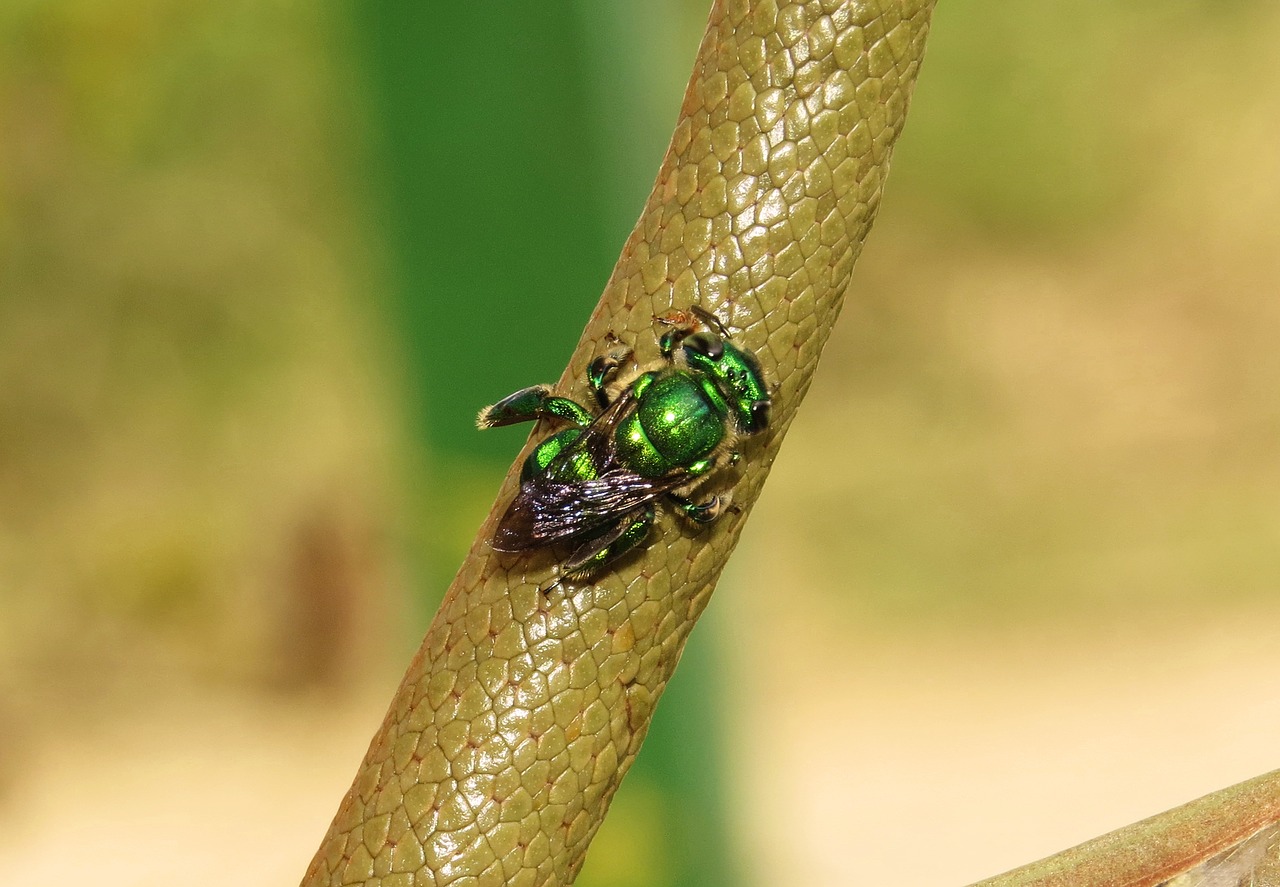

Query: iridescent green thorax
left=615, top=371, right=726, bottom=477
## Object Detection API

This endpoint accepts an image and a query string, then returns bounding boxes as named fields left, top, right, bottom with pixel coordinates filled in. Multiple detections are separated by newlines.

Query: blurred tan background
left=1, top=2, right=1278, bottom=885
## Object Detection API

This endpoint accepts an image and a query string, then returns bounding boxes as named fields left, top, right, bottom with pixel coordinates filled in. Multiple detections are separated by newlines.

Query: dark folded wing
left=493, top=468, right=687, bottom=551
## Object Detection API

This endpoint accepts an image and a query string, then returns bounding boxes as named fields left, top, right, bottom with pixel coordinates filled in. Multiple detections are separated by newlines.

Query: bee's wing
left=493, top=386, right=687, bottom=551
left=493, top=469, right=687, bottom=552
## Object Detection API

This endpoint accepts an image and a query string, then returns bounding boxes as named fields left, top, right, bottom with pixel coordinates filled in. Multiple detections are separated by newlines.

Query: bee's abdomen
left=616, top=373, right=725, bottom=477
left=523, top=428, right=584, bottom=481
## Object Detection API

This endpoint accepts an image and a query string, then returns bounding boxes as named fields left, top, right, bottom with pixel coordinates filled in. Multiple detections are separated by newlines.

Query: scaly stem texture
left=302, top=1, right=935, bottom=884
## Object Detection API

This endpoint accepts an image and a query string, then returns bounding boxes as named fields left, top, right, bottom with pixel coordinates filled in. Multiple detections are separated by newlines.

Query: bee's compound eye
left=748, top=399, right=770, bottom=431
left=684, top=332, right=724, bottom=360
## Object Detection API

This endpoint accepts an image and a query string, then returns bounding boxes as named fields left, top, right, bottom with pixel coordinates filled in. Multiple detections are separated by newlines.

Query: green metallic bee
left=477, top=306, right=771, bottom=580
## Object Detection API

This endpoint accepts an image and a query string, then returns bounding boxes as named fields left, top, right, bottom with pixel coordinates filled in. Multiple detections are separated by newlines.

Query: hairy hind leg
left=477, top=385, right=595, bottom=429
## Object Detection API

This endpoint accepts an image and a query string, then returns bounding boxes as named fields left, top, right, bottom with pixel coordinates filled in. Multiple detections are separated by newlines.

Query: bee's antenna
left=691, top=304, right=730, bottom=337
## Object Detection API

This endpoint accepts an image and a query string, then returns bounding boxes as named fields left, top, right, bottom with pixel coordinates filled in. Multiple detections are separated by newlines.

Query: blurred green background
left=2, top=2, right=1279, bottom=885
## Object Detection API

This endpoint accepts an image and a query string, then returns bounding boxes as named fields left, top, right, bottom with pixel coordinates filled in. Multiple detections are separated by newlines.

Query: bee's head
left=680, top=333, right=771, bottom=434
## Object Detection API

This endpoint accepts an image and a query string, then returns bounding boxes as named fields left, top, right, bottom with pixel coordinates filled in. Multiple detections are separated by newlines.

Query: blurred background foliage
left=1, top=1, right=1278, bottom=885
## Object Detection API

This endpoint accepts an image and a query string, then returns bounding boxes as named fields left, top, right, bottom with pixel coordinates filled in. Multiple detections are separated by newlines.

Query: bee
left=477, top=306, right=770, bottom=580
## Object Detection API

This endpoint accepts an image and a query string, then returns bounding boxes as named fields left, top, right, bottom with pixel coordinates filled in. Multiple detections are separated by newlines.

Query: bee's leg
left=667, top=492, right=723, bottom=524
left=659, top=325, right=695, bottom=361
left=689, top=305, right=729, bottom=337
left=477, top=385, right=594, bottom=429
left=663, top=454, right=724, bottom=523
left=587, top=348, right=633, bottom=409
left=560, top=505, right=656, bottom=579
left=539, top=574, right=565, bottom=596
